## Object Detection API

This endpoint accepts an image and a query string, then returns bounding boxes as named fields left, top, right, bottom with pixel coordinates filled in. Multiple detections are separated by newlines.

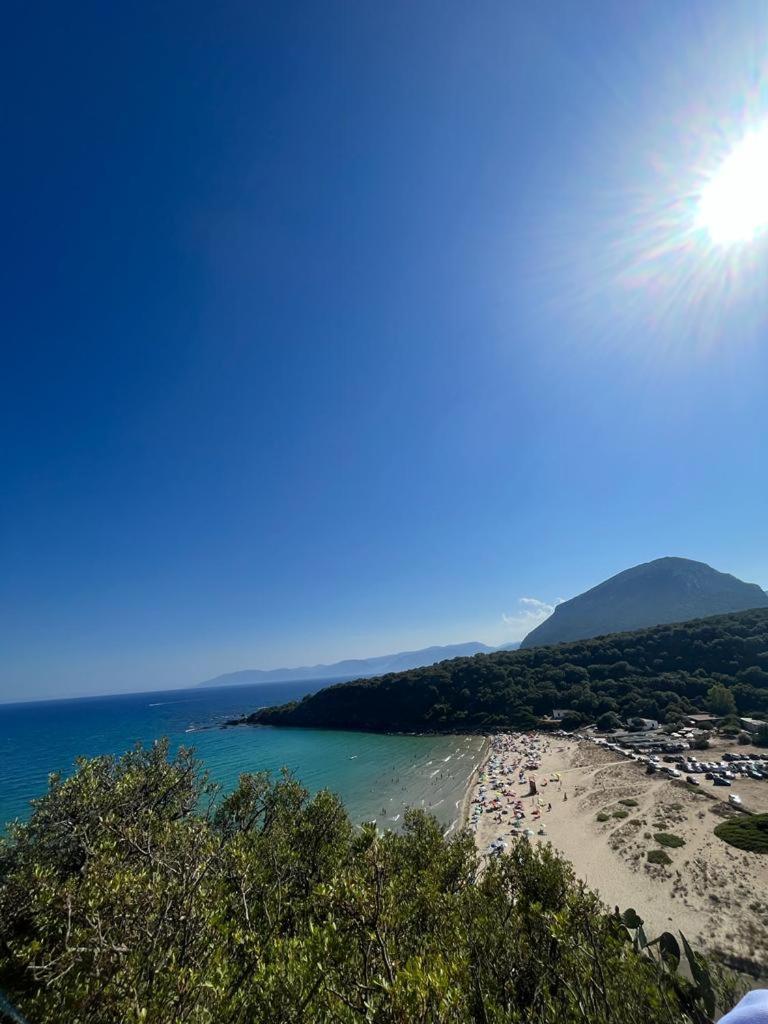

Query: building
left=684, top=713, right=718, bottom=728
left=629, top=718, right=659, bottom=732
left=739, top=717, right=764, bottom=734
left=552, top=709, right=572, bottom=721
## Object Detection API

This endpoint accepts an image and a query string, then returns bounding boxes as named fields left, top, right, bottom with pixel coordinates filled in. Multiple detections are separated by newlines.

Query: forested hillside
left=250, top=607, right=768, bottom=733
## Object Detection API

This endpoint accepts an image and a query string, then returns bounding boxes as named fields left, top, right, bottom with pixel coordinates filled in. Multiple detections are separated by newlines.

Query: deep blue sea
left=0, top=681, right=484, bottom=833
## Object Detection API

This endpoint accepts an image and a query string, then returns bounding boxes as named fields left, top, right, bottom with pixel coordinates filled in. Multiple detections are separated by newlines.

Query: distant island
left=520, top=556, right=768, bottom=648
left=240, top=606, right=768, bottom=734
left=199, top=640, right=520, bottom=687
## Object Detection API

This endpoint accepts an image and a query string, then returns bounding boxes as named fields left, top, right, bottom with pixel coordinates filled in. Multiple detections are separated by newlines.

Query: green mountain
left=247, top=606, right=768, bottom=733
left=521, top=557, right=768, bottom=649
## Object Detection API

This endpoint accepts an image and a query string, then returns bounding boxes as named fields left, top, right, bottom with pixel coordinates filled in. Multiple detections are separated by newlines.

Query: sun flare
left=696, top=123, right=768, bottom=245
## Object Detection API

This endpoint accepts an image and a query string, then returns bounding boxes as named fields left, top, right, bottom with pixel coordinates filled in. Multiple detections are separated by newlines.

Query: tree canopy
left=250, top=607, right=768, bottom=733
left=0, top=743, right=740, bottom=1023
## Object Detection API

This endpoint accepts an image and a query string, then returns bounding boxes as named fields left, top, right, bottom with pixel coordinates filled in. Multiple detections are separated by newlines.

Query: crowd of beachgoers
left=468, top=733, right=566, bottom=855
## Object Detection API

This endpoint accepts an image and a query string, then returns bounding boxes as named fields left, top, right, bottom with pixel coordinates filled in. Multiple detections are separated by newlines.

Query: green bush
left=647, top=849, right=673, bottom=866
left=597, top=711, right=622, bottom=732
left=619, top=799, right=639, bottom=807
left=654, top=833, right=686, bottom=848
left=714, top=814, right=768, bottom=854
left=613, top=809, right=630, bottom=819
left=596, top=812, right=610, bottom=822
left=0, top=742, right=735, bottom=1024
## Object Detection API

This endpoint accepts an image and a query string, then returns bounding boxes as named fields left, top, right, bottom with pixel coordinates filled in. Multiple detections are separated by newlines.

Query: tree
left=596, top=711, right=622, bottom=732
left=706, top=683, right=737, bottom=718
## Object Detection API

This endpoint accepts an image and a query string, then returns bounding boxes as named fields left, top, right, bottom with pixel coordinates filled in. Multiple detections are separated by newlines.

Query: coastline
left=457, top=735, right=490, bottom=831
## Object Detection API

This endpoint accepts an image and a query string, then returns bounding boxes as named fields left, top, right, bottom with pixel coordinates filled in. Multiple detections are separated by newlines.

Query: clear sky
left=3, top=1, right=767, bottom=701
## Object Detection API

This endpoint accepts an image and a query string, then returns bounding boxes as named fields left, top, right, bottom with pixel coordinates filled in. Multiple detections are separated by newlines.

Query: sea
left=0, top=680, right=485, bottom=834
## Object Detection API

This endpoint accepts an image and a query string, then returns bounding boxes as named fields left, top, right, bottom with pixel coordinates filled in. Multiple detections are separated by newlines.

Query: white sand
left=468, top=733, right=768, bottom=975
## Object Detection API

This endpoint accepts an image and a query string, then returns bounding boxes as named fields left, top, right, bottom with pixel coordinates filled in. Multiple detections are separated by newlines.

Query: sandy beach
left=467, top=732, right=768, bottom=978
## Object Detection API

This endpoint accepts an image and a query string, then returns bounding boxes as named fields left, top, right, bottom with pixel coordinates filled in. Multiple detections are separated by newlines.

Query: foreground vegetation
left=250, top=607, right=768, bottom=732
left=0, top=744, right=742, bottom=1023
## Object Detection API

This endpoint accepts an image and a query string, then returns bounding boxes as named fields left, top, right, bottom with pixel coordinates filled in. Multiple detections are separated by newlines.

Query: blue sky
left=2, top=1, right=767, bottom=701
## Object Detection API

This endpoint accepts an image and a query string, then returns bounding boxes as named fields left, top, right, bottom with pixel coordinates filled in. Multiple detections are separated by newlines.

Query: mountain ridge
left=520, top=556, right=768, bottom=649
left=199, top=640, right=520, bottom=687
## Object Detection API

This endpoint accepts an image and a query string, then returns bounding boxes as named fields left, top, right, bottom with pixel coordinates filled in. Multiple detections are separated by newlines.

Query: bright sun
left=696, top=123, right=768, bottom=245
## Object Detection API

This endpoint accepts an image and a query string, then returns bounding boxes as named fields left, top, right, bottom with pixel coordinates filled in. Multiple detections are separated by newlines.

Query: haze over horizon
left=3, top=2, right=768, bottom=702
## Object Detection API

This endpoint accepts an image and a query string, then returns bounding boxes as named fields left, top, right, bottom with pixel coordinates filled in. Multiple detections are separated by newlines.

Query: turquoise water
left=0, top=682, right=484, bottom=832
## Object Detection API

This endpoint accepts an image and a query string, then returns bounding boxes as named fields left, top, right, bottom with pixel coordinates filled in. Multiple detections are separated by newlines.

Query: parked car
left=686, top=775, right=700, bottom=785
left=713, top=777, right=731, bottom=787
left=728, top=794, right=743, bottom=806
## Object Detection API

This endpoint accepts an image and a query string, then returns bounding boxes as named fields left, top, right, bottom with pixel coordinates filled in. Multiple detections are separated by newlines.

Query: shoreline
left=457, top=735, right=490, bottom=831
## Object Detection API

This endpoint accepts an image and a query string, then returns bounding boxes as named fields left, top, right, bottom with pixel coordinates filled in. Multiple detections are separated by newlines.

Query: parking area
left=584, top=734, right=768, bottom=814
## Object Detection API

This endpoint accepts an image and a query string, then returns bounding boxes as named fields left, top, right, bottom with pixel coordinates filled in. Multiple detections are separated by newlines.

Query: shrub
left=612, top=809, right=630, bottom=819
left=737, top=732, right=751, bottom=745
left=647, top=849, right=672, bottom=866
left=619, top=799, right=639, bottom=807
left=596, top=812, right=610, bottom=822
left=654, top=832, right=686, bottom=848
left=596, top=711, right=622, bottom=732
left=714, top=814, right=768, bottom=854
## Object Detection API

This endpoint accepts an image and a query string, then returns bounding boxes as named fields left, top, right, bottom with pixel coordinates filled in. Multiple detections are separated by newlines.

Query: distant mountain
left=520, top=557, right=768, bottom=649
left=198, top=641, right=520, bottom=687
